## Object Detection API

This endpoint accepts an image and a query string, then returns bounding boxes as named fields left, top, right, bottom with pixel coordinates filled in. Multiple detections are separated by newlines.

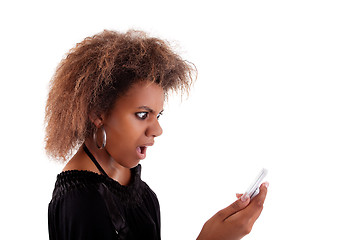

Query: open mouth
left=136, top=146, right=147, bottom=159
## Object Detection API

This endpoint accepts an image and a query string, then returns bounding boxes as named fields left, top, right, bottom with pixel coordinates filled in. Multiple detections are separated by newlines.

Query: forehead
left=113, top=81, right=165, bottom=111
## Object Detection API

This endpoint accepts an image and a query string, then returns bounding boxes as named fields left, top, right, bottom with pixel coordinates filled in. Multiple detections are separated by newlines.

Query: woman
left=46, top=30, right=268, bottom=240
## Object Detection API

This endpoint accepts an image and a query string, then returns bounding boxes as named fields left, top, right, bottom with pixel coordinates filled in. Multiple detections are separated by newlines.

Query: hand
left=196, top=182, right=268, bottom=240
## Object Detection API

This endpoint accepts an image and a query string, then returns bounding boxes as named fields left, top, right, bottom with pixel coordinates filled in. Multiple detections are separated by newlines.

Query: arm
left=196, top=182, right=268, bottom=240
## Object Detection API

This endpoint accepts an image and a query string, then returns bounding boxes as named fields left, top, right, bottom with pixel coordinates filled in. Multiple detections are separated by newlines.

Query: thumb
left=215, top=195, right=250, bottom=221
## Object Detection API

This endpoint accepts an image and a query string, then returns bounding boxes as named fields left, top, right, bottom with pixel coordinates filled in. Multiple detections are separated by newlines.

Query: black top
left=48, top=164, right=161, bottom=240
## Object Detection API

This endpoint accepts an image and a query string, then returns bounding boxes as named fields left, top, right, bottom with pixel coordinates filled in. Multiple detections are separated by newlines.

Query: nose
left=146, top=118, right=163, bottom=138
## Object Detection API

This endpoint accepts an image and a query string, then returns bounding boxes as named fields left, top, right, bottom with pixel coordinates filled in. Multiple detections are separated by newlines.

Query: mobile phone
left=244, top=168, right=268, bottom=200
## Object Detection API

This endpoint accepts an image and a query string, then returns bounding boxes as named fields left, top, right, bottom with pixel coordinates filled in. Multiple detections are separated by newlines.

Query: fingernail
left=263, top=182, right=269, bottom=189
left=240, top=193, right=249, bottom=202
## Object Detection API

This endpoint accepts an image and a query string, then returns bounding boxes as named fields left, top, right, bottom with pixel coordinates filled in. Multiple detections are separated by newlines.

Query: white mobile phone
left=245, top=168, right=268, bottom=200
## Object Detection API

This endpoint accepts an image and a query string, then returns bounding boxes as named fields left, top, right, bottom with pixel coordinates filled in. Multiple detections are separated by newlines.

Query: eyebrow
left=137, top=106, right=164, bottom=114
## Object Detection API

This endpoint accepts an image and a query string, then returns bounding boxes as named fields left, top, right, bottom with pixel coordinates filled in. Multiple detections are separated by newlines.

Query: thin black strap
left=83, top=144, right=109, bottom=177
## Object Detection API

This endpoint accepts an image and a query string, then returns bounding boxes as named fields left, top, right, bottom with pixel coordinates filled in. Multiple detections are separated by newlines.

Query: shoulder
left=62, top=148, right=100, bottom=174
left=49, top=170, right=108, bottom=218
left=48, top=171, right=116, bottom=239
left=50, top=170, right=103, bottom=199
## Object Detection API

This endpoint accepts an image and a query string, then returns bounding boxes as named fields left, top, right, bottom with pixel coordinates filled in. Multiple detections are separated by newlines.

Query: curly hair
left=45, top=30, right=196, bottom=161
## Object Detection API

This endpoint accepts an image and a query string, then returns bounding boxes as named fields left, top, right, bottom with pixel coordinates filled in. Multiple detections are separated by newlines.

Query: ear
left=89, top=111, right=104, bottom=128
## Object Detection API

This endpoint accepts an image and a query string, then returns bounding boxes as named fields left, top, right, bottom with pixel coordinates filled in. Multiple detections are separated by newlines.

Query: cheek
left=104, top=118, right=145, bottom=156
left=107, top=116, right=144, bottom=141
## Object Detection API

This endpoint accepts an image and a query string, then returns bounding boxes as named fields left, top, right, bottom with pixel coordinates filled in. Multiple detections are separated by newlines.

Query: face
left=101, top=81, right=164, bottom=168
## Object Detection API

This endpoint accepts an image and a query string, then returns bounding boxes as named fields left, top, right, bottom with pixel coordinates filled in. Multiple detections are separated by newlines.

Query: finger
left=215, top=196, right=251, bottom=221
left=236, top=193, right=243, bottom=199
left=242, top=182, right=268, bottom=224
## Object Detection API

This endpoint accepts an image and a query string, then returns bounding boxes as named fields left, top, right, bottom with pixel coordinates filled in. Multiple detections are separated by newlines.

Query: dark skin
left=63, top=81, right=164, bottom=185
left=197, top=184, right=268, bottom=240
left=63, top=80, right=268, bottom=239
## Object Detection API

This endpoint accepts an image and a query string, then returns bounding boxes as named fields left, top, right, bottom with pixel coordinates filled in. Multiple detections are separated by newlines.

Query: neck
left=84, top=138, right=132, bottom=186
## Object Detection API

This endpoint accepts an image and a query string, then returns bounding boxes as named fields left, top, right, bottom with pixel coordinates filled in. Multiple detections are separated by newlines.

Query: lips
left=136, top=142, right=153, bottom=160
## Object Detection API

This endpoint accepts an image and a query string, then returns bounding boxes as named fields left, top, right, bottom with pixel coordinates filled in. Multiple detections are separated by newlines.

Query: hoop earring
left=93, top=125, right=107, bottom=149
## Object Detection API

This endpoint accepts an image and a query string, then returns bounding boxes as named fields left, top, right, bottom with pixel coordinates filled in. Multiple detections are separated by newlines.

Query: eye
left=136, top=112, right=148, bottom=120
left=157, top=111, right=163, bottom=120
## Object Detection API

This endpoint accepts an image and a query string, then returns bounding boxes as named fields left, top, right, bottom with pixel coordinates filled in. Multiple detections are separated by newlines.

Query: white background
left=1, top=0, right=359, bottom=239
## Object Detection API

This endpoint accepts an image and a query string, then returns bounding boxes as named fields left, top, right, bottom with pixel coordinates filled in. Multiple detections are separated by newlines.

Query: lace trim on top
left=52, top=165, right=144, bottom=205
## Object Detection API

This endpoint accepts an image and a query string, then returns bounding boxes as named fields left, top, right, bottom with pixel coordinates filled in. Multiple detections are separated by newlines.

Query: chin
left=112, top=154, right=140, bottom=169
left=122, top=159, right=140, bottom=169
left=129, top=162, right=140, bottom=169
